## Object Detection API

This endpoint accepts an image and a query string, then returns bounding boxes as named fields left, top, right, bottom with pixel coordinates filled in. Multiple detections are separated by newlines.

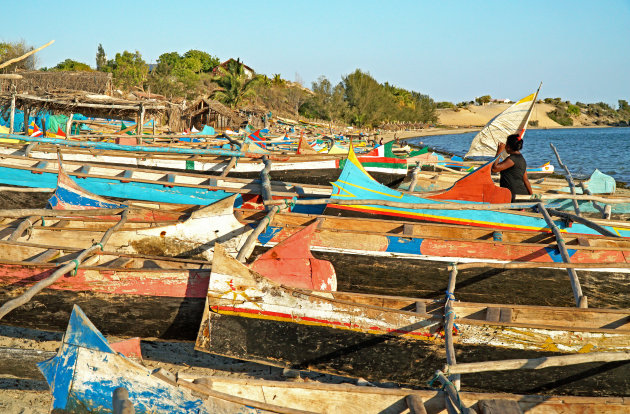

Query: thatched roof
left=183, top=97, right=244, bottom=124
left=0, top=90, right=175, bottom=120
left=0, top=70, right=112, bottom=95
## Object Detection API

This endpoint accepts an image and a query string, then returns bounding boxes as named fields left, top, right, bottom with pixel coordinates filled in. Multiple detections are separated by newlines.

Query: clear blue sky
left=3, top=0, right=629, bottom=105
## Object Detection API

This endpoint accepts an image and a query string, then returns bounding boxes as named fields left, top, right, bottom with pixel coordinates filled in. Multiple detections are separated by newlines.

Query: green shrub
left=567, top=104, right=580, bottom=117
left=547, top=107, right=573, bottom=126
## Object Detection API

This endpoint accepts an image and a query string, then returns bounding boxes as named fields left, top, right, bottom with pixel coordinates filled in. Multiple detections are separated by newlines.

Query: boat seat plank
left=486, top=307, right=500, bottom=322
left=78, top=165, right=91, bottom=175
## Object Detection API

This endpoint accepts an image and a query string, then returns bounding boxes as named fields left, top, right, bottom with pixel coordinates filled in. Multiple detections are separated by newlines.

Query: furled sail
left=465, top=84, right=541, bottom=157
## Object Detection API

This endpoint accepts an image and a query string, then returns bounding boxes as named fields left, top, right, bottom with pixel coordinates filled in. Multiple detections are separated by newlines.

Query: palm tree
left=212, top=59, right=261, bottom=109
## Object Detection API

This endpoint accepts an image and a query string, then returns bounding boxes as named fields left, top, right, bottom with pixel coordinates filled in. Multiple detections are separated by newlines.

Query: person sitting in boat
left=491, top=134, right=533, bottom=202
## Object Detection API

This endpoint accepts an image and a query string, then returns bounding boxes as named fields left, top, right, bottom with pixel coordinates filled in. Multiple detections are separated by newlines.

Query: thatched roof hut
left=183, top=97, right=244, bottom=130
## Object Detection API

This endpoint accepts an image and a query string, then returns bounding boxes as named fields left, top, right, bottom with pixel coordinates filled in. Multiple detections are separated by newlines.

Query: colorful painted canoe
left=324, top=147, right=630, bottom=237
left=38, top=306, right=292, bottom=413
left=0, top=136, right=407, bottom=182
left=196, top=244, right=630, bottom=395
left=0, top=153, right=328, bottom=213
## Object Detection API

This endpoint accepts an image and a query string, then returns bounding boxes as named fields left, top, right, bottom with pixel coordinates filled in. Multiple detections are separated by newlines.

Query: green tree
left=619, top=100, right=629, bottom=112
left=110, top=50, right=148, bottom=91
left=475, top=95, right=491, bottom=105
left=341, top=69, right=389, bottom=126
left=567, top=104, right=580, bottom=117
left=53, top=59, right=92, bottom=71
left=96, top=44, right=106, bottom=71
left=212, top=59, right=261, bottom=108
left=183, top=49, right=219, bottom=73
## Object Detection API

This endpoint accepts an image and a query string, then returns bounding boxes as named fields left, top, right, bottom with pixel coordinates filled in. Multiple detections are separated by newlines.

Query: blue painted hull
left=0, top=166, right=239, bottom=206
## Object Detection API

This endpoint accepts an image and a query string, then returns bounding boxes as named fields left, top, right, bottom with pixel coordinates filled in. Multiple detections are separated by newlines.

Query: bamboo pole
left=448, top=352, right=630, bottom=375
left=546, top=207, right=619, bottom=238
left=0, top=208, right=125, bottom=218
left=0, top=209, right=129, bottom=320
left=0, top=40, right=55, bottom=70
left=550, top=143, right=581, bottom=215
left=23, top=106, right=30, bottom=135
left=537, top=203, right=586, bottom=308
left=0, top=74, right=23, bottom=80
left=450, top=261, right=630, bottom=271
left=514, top=193, right=630, bottom=204
left=236, top=205, right=280, bottom=263
left=0, top=187, right=53, bottom=192
left=265, top=198, right=539, bottom=210
left=65, top=113, right=74, bottom=138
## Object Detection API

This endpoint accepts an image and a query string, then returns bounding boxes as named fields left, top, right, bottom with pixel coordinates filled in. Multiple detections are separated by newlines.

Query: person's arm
left=523, top=171, right=533, bottom=195
left=491, top=153, right=515, bottom=173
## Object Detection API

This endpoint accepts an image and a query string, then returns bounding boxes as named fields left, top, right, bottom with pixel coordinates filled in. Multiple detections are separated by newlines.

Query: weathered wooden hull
left=0, top=262, right=208, bottom=339
left=202, top=376, right=630, bottom=414
left=196, top=245, right=630, bottom=396
left=202, top=312, right=630, bottom=396
left=38, top=306, right=282, bottom=413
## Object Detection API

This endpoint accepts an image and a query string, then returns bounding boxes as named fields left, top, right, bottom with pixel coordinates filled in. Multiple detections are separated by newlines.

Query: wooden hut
left=183, top=97, right=244, bottom=131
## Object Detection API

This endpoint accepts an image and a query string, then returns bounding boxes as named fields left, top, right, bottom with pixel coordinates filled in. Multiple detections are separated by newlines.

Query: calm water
left=407, top=127, right=630, bottom=183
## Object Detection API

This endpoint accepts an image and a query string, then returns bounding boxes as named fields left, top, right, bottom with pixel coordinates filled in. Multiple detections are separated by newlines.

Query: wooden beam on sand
left=448, top=352, right=630, bottom=375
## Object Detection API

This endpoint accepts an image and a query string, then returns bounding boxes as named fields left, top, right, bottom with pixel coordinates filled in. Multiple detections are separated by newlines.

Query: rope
left=70, top=259, right=80, bottom=276
left=445, top=290, right=457, bottom=301
left=40, top=216, right=45, bottom=227
left=94, top=242, right=103, bottom=250
left=440, top=374, right=466, bottom=412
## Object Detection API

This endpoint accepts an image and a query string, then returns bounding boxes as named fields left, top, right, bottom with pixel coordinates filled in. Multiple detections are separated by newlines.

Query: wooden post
left=65, top=113, right=74, bottom=138
left=9, top=94, right=15, bottom=134
left=434, top=371, right=475, bottom=414
left=408, top=162, right=420, bottom=193
left=41, top=117, right=46, bottom=138
left=152, top=117, right=156, bottom=135
left=579, top=181, right=608, bottom=219
left=219, top=157, right=237, bottom=177
left=236, top=205, right=280, bottom=263
left=550, top=143, right=581, bottom=216
left=23, top=106, right=30, bottom=135
left=537, top=203, right=586, bottom=307
left=260, top=156, right=273, bottom=207
left=137, top=104, right=145, bottom=143
left=405, top=395, right=428, bottom=414
left=444, top=264, right=460, bottom=391
left=604, top=204, right=612, bottom=220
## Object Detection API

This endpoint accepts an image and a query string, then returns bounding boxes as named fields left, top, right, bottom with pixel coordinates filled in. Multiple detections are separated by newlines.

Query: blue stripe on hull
left=0, top=167, right=240, bottom=206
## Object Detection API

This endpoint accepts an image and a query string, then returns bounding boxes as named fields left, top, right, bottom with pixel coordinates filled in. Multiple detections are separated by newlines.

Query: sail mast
left=518, top=81, right=542, bottom=138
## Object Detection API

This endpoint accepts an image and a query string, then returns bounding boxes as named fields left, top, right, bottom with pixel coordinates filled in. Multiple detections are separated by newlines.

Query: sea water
left=407, top=127, right=630, bottom=183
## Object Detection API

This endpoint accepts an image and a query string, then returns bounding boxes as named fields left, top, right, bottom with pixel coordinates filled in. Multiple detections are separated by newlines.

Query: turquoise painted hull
left=325, top=151, right=630, bottom=238
left=0, top=166, right=237, bottom=206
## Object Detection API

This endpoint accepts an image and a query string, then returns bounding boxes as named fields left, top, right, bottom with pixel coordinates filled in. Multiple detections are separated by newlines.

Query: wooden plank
left=485, top=307, right=500, bottom=322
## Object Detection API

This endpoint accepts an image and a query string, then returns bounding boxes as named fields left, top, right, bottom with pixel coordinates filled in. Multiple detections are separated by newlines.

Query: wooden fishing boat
left=324, top=147, right=630, bottom=237
left=0, top=152, right=330, bottom=212
left=196, top=244, right=630, bottom=396
left=196, top=375, right=630, bottom=413
left=38, top=305, right=300, bottom=413
left=0, top=134, right=408, bottom=185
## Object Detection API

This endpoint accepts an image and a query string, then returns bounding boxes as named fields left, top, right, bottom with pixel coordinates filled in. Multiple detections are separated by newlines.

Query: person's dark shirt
left=499, top=153, right=528, bottom=201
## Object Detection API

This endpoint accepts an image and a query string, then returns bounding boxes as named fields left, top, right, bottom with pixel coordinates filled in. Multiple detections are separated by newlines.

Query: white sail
left=465, top=86, right=540, bottom=158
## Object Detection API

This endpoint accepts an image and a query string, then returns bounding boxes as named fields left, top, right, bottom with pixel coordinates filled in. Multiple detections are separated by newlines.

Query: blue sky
left=2, top=0, right=629, bottom=105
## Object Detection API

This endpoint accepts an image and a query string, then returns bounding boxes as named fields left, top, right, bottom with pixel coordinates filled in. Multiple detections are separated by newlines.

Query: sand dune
left=438, top=103, right=561, bottom=128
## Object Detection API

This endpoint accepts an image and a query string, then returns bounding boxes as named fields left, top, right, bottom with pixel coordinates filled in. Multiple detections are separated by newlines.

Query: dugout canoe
left=38, top=305, right=300, bottom=414
left=197, top=375, right=630, bottom=414
left=0, top=137, right=408, bottom=186
left=324, top=147, right=630, bottom=237
left=195, top=244, right=630, bottom=396
left=0, top=152, right=329, bottom=212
